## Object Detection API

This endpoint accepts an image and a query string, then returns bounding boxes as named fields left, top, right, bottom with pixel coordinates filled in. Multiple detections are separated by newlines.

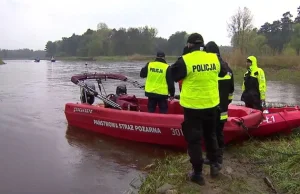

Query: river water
left=0, top=60, right=299, bottom=194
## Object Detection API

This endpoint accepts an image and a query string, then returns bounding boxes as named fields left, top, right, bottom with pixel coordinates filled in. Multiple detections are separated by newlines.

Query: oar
left=77, top=80, right=122, bottom=110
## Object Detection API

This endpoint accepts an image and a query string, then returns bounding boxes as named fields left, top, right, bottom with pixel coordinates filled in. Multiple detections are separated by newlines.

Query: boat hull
left=64, top=100, right=264, bottom=149
left=247, top=106, right=300, bottom=137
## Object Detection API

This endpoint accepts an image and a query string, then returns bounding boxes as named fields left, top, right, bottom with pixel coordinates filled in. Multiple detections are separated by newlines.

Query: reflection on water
left=0, top=60, right=299, bottom=194
left=65, top=126, right=177, bottom=170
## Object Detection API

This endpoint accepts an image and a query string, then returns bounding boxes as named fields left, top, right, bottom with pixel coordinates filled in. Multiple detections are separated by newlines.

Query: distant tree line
left=228, top=6, right=300, bottom=55
left=44, top=23, right=232, bottom=58
left=0, top=49, right=46, bottom=59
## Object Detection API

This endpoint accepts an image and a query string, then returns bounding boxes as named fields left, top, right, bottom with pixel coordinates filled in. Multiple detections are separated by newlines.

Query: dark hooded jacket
left=241, top=56, right=266, bottom=108
left=205, top=41, right=234, bottom=120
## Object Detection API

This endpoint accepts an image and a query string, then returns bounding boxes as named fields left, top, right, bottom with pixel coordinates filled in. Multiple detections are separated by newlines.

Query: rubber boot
left=188, top=171, right=205, bottom=185
left=216, top=148, right=224, bottom=169
left=210, top=163, right=221, bottom=178
left=203, top=153, right=211, bottom=165
left=203, top=158, right=210, bottom=165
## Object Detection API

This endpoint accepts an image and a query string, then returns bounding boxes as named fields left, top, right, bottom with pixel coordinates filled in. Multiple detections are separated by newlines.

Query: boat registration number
left=262, top=115, right=276, bottom=124
left=170, top=128, right=184, bottom=136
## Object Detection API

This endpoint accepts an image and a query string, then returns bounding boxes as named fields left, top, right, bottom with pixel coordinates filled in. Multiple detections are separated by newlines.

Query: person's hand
left=261, top=100, right=266, bottom=107
left=169, top=96, right=174, bottom=101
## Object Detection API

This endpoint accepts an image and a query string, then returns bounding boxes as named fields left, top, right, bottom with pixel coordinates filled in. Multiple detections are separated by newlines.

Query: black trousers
left=182, top=106, right=219, bottom=173
left=245, top=101, right=262, bottom=111
left=147, top=97, right=168, bottom=114
left=206, top=108, right=226, bottom=163
left=241, top=91, right=262, bottom=111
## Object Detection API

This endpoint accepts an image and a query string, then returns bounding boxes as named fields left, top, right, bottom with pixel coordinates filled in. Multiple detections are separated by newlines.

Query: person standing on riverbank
left=170, top=33, right=228, bottom=185
left=140, top=51, right=175, bottom=113
left=241, top=56, right=266, bottom=111
left=204, top=41, right=235, bottom=167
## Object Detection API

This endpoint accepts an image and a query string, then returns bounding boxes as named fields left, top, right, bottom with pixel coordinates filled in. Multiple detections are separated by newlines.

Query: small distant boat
left=51, top=56, right=56, bottom=62
left=34, top=58, right=40, bottom=62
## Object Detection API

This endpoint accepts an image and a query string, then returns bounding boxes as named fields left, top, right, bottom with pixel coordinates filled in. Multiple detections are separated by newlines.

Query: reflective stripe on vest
left=220, top=111, right=228, bottom=120
left=218, top=72, right=232, bottom=81
left=219, top=72, right=233, bottom=100
left=180, top=51, right=221, bottom=109
left=145, top=61, right=169, bottom=95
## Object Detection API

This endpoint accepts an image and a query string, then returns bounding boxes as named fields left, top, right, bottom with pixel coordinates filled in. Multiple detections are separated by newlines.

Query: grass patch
left=230, top=129, right=300, bottom=194
left=0, top=58, right=5, bottom=65
left=139, top=154, right=268, bottom=194
left=139, top=129, right=300, bottom=194
left=232, top=66, right=300, bottom=84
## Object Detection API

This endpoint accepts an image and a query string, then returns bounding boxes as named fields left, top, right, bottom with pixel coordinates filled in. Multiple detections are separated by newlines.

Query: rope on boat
left=77, top=81, right=122, bottom=110
left=235, top=118, right=300, bottom=156
left=233, top=101, right=300, bottom=108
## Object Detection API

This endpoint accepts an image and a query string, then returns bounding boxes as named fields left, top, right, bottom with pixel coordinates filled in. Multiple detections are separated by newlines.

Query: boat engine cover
left=116, top=84, right=127, bottom=96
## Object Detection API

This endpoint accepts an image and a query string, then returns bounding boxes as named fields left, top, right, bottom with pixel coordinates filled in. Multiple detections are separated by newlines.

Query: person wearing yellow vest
left=203, top=41, right=235, bottom=167
left=170, top=33, right=228, bottom=185
left=241, top=56, right=266, bottom=111
left=140, top=51, right=175, bottom=113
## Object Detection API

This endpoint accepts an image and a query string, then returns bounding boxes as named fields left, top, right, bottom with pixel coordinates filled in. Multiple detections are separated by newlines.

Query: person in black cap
left=170, top=33, right=228, bottom=185
left=140, top=51, right=175, bottom=113
left=204, top=41, right=235, bottom=168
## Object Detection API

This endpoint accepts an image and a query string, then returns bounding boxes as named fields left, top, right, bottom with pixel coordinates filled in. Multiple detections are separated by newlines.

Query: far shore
left=56, top=54, right=300, bottom=70
left=56, top=54, right=300, bottom=84
left=2, top=55, right=300, bottom=84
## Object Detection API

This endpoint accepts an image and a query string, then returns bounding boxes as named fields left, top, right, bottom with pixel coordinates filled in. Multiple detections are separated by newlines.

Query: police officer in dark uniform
left=241, top=56, right=266, bottom=110
left=176, top=46, right=190, bottom=97
left=140, top=51, right=175, bottom=113
left=204, top=41, right=235, bottom=167
left=170, top=33, right=228, bottom=185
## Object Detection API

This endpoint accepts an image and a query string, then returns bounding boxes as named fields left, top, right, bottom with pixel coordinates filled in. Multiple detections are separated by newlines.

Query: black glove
left=261, top=100, right=266, bottom=108
left=93, top=91, right=98, bottom=96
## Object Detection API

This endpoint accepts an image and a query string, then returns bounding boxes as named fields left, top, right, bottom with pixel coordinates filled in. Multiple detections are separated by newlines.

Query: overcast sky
left=1, top=0, right=299, bottom=50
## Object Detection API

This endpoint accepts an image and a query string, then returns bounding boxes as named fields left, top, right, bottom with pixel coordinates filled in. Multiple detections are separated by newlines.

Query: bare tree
left=227, top=7, right=254, bottom=54
left=97, top=22, right=108, bottom=31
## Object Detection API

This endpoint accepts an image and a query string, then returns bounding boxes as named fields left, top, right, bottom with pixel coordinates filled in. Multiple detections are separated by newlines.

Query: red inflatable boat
left=64, top=73, right=267, bottom=149
left=248, top=106, right=300, bottom=137
left=65, top=100, right=264, bottom=149
left=64, top=73, right=300, bottom=149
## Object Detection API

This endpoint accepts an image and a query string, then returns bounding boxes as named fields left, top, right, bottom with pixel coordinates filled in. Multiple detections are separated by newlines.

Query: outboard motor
left=116, top=84, right=127, bottom=96
left=80, top=81, right=96, bottom=105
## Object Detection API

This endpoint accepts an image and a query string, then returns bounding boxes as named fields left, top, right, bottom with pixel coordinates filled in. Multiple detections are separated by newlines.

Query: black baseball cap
left=156, top=51, right=165, bottom=58
left=187, top=33, right=204, bottom=44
